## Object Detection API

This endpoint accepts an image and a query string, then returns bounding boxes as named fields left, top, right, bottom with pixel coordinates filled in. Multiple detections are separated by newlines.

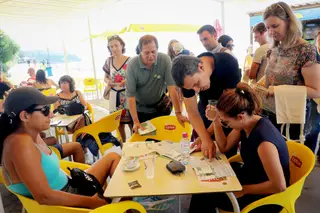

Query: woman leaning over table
left=103, top=35, right=132, bottom=143
left=259, top=2, right=320, bottom=147
left=189, top=83, right=290, bottom=213
left=0, top=87, right=120, bottom=209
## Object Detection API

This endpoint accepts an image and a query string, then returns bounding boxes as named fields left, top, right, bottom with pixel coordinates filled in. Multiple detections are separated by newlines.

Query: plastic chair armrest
left=91, top=201, right=147, bottom=213
left=228, top=154, right=242, bottom=163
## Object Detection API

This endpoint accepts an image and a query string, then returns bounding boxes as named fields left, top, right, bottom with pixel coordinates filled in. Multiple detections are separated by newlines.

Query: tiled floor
left=1, top=99, right=320, bottom=212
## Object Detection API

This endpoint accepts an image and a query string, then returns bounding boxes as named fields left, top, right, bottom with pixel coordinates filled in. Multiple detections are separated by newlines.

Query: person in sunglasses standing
left=0, top=87, right=120, bottom=209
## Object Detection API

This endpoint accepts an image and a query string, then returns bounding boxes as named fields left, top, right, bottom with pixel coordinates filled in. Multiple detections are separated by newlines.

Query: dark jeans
left=188, top=163, right=283, bottom=213
left=137, top=111, right=166, bottom=123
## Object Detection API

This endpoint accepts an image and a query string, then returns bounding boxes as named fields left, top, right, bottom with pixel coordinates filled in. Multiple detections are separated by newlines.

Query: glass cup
left=144, top=155, right=155, bottom=179
left=208, top=99, right=218, bottom=106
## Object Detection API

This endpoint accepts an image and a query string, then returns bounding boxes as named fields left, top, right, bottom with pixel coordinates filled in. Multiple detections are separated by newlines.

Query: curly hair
left=58, top=75, right=75, bottom=93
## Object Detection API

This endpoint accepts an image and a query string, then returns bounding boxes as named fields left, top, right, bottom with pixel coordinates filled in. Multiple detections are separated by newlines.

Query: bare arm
left=168, top=86, right=182, bottom=113
left=212, top=118, right=241, bottom=153
left=248, top=62, right=260, bottom=80
left=302, top=63, right=320, bottom=98
left=184, top=95, right=215, bottom=159
left=128, top=97, right=139, bottom=124
left=11, top=136, right=106, bottom=209
left=242, top=142, right=287, bottom=195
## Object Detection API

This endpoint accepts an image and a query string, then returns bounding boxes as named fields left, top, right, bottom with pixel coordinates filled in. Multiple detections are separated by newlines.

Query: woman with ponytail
left=0, top=87, right=120, bottom=209
left=189, top=83, right=290, bottom=213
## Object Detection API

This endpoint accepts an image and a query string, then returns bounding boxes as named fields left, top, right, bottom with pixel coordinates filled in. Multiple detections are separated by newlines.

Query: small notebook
left=138, top=121, right=157, bottom=136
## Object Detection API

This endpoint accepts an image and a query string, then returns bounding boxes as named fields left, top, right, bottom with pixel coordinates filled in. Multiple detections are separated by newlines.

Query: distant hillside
left=18, top=50, right=81, bottom=64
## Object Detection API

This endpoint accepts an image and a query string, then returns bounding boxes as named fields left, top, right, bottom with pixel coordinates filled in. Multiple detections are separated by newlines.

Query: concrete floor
left=1, top=99, right=320, bottom=213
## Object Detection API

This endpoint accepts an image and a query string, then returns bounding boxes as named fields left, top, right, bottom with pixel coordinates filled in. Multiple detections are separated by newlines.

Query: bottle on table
left=180, top=132, right=190, bottom=165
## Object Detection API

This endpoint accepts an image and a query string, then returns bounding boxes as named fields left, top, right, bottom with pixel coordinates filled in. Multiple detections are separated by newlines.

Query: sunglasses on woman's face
left=29, top=105, right=51, bottom=116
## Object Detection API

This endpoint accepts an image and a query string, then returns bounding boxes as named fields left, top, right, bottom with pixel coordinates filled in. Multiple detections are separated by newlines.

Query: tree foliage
left=0, top=29, right=20, bottom=73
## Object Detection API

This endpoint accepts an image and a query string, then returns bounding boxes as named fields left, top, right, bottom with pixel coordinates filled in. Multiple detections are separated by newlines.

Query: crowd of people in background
left=0, top=1, right=319, bottom=212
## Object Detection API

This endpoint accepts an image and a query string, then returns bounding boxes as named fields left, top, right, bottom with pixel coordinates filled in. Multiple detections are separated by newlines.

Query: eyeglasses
left=226, top=44, right=234, bottom=49
left=27, top=105, right=51, bottom=116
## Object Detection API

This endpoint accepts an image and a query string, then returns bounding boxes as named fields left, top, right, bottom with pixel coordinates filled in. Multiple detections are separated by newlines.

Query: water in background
left=8, top=61, right=105, bottom=92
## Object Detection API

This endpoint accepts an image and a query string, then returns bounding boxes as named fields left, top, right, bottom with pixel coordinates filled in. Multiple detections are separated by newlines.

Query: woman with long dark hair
left=33, top=69, right=58, bottom=90
left=0, top=87, right=120, bottom=209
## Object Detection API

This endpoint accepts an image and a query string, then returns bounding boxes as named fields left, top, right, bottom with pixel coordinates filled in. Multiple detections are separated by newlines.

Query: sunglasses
left=27, top=105, right=51, bottom=116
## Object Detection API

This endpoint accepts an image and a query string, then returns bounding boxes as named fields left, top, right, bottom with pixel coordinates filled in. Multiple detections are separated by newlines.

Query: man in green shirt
left=126, top=35, right=188, bottom=132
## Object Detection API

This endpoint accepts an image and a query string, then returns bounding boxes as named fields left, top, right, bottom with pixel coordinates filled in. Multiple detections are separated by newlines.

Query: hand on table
left=190, top=137, right=202, bottom=152
left=201, top=138, right=216, bottom=161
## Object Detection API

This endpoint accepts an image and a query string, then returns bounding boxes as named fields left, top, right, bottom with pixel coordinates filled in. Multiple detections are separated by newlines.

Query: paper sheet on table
left=189, top=155, right=236, bottom=182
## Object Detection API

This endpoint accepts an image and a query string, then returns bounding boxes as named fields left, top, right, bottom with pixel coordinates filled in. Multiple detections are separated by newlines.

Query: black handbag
left=55, top=103, right=85, bottom=116
left=67, top=167, right=107, bottom=200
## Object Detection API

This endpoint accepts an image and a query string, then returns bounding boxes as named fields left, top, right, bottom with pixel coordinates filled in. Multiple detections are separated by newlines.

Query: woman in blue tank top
left=189, top=83, right=290, bottom=213
left=0, top=87, right=120, bottom=209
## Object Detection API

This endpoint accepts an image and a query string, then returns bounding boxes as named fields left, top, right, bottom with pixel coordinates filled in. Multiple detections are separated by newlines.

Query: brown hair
left=138, top=35, right=159, bottom=52
left=252, top=22, right=267, bottom=34
left=167, top=39, right=178, bottom=60
left=107, top=35, right=126, bottom=54
left=263, top=2, right=302, bottom=48
left=217, top=83, right=261, bottom=117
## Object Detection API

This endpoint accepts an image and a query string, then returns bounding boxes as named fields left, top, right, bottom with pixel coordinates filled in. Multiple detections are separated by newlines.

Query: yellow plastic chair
left=90, top=201, right=147, bottom=213
left=127, top=116, right=192, bottom=143
left=83, top=78, right=98, bottom=99
left=3, top=161, right=145, bottom=213
left=72, top=110, right=122, bottom=156
left=41, top=88, right=57, bottom=110
left=221, top=141, right=315, bottom=213
left=41, top=88, right=57, bottom=96
left=50, top=146, right=62, bottom=159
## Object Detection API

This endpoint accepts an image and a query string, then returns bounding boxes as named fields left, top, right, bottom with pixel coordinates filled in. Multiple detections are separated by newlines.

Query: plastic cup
left=208, top=99, right=218, bottom=106
left=144, top=155, right=155, bottom=179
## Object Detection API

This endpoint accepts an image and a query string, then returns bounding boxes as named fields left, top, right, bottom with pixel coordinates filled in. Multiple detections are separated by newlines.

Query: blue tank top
left=5, top=147, right=68, bottom=197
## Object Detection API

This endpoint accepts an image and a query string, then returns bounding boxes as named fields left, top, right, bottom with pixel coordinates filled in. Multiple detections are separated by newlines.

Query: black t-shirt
left=0, top=82, right=10, bottom=99
left=239, top=117, right=290, bottom=186
left=182, top=52, right=240, bottom=106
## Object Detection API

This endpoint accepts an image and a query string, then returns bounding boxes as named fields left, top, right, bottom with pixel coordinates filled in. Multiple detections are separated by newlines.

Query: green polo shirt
left=125, top=52, right=175, bottom=113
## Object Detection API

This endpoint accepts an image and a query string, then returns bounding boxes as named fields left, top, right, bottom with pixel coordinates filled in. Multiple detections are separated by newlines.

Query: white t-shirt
left=252, top=44, right=268, bottom=81
left=212, top=44, right=237, bottom=60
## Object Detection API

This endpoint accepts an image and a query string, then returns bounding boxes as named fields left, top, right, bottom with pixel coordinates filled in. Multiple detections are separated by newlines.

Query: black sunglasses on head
left=26, top=105, right=51, bottom=116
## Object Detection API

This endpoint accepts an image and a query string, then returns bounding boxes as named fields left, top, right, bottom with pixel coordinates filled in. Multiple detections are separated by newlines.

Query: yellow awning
left=90, top=24, right=202, bottom=39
